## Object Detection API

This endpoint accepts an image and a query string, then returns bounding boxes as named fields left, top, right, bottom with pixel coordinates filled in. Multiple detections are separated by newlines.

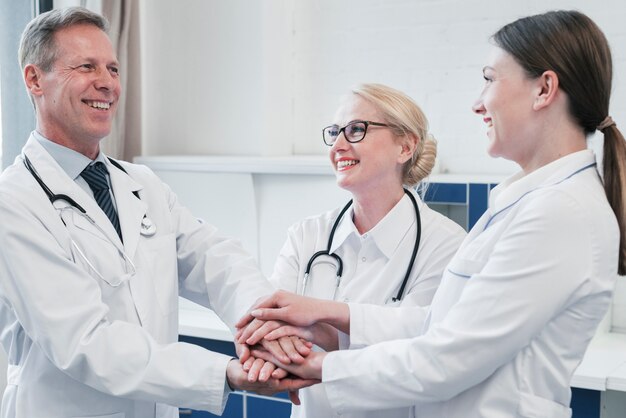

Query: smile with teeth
left=84, top=100, right=111, bottom=110
left=337, top=159, right=359, bottom=169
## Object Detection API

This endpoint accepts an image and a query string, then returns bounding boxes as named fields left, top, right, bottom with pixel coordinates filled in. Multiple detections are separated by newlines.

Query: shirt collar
left=33, top=130, right=107, bottom=180
left=329, top=189, right=421, bottom=260
left=489, top=149, right=597, bottom=213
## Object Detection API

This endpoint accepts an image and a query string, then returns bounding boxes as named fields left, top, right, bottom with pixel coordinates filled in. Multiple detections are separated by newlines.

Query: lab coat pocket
left=427, top=256, right=488, bottom=326
left=140, top=233, right=178, bottom=315
left=445, top=257, right=486, bottom=280
left=517, top=392, right=571, bottom=418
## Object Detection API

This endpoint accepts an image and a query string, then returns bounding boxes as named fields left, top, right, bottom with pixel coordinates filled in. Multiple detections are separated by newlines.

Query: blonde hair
left=351, top=83, right=437, bottom=186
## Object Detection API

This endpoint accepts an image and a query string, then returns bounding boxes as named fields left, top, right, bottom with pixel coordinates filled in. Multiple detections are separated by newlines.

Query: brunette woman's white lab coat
left=0, top=136, right=274, bottom=418
left=322, top=150, right=619, bottom=418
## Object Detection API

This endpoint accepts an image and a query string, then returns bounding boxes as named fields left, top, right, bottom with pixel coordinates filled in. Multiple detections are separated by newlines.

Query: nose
left=94, top=66, right=117, bottom=91
left=472, top=96, right=485, bottom=115
left=331, top=130, right=350, bottom=151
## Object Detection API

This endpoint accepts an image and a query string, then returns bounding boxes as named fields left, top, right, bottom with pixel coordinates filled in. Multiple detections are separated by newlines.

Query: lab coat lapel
left=22, top=138, right=124, bottom=252
left=105, top=159, right=146, bottom=260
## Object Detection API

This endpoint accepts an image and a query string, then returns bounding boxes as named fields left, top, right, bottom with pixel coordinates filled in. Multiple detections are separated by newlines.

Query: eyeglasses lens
left=345, top=122, right=366, bottom=142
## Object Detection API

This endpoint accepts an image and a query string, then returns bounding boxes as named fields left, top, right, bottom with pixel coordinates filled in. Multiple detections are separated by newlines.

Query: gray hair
left=18, top=7, right=109, bottom=72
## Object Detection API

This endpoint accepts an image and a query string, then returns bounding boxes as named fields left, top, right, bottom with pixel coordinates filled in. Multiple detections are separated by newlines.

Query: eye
left=109, top=66, right=120, bottom=76
left=483, top=74, right=493, bottom=83
left=346, top=123, right=365, bottom=135
left=77, top=63, right=95, bottom=71
left=326, top=126, right=340, bottom=137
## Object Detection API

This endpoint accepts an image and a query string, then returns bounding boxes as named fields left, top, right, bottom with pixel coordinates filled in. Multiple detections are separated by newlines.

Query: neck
left=521, top=122, right=587, bottom=175
left=36, top=124, right=101, bottom=160
left=351, top=187, right=406, bottom=234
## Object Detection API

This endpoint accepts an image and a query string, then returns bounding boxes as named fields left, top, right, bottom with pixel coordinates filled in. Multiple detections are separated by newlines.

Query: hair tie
left=597, top=116, right=616, bottom=132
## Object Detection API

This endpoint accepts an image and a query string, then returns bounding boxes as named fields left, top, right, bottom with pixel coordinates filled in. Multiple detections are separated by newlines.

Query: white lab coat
left=0, top=136, right=274, bottom=418
left=270, top=190, right=466, bottom=418
left=322, top=150, right=619, bottom=418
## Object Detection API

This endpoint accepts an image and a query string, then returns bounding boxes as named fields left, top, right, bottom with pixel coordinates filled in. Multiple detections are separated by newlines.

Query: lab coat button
left=361, top=257, right=366, bottom=262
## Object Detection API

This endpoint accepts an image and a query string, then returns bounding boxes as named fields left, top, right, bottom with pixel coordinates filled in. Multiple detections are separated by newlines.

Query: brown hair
left=494, top=10, right=626, bottom=275
left=351, top=83, right=437, bottom=187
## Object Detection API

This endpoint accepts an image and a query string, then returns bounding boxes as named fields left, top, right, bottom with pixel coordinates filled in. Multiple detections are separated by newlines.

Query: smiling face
left=472, top=47, right=540, bottom=167
left=328, top=94, right=408, bottom=197
left=26, top=24, right=120, bottom=158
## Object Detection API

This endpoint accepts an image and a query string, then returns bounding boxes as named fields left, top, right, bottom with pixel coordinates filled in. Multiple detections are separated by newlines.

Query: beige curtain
left=55, top=0, right=142, bottom=161
left=100, top=0, right=142, bottom=161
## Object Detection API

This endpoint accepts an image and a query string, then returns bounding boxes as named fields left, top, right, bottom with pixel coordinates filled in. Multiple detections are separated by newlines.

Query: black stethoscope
left=302, top=188, right=421, bottom=302
left=23, top=154, right=157, bottom=237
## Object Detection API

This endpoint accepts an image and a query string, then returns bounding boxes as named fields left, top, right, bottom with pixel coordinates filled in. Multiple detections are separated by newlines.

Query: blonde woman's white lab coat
left=270, top=189, right=466, bottom=418
left=322, top=150, right=619, bottom=418
left=0, top=136, right=274, bottom=418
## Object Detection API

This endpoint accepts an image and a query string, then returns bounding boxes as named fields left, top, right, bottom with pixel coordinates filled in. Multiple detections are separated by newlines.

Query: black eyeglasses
left=322, top=121, right=389, bottom=146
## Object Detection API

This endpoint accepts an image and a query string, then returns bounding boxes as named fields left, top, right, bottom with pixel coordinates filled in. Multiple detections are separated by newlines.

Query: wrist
left=225, top=359, right=238, bottom=391
left=321, top=301, right=350, bottom=334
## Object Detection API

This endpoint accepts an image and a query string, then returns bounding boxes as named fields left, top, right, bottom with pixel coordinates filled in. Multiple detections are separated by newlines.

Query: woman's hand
left=236, top=290, right=350, bottom=333
left=237, top=321, right=313, bottom=364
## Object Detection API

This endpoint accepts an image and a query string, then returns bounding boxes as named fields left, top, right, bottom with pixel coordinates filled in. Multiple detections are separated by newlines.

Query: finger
left=291, top=336, right=312, bottom=357
left=258, top=361, right=276, bottom=382
left=251, top=348, right=288, bottom=370
left=250, top=307, right=291, bottom=322
left=260, top=339, right=291, bottom=364
left=271, top=367, right=288, bottom=379
left=246, top=320, right=283, bottom=345
left=277, top=336, right=305, bottom=364
left=278, top=377, right=321, bottom=392
left=265, top=325, right=310, bottom=342
left=288, top=390, right=301, bottom=405
left=235, top=342, right=251, bottom=363
left=235, top=292, right=282, bottom=329
left=247, top=358, right=265, bottom=382
left=237, top=318, right=265, bottom=344
left=242, top=356, right=255, bottom=372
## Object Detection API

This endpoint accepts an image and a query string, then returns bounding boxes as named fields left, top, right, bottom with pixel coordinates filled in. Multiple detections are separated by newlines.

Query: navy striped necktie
left=81, top=162, right=123, bottom=241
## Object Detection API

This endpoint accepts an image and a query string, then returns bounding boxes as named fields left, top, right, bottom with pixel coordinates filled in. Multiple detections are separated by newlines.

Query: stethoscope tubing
left=302, top=188, right=421, bottom=301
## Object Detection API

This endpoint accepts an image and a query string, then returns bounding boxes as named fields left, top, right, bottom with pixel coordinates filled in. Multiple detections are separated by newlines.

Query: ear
left=533, top=70, right=559, bottom=111
left=24, top=64, right=44, bottom=97
left=398, top=133, right=418, bottom=164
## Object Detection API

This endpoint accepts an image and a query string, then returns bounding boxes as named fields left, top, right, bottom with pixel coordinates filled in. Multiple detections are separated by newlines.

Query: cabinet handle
left=179, top=409, right=193, bottom=415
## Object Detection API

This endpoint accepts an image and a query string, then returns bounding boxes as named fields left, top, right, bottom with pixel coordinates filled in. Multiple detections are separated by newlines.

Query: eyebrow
left=482, top=66, right=495, bottom=73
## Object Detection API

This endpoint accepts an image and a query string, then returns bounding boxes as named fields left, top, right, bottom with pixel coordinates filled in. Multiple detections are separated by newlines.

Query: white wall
left=139, top=0, right=626, bottom=175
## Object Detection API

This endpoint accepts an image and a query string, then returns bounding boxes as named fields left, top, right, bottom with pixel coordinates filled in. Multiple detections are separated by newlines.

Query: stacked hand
left=229, top=290, right=350, bottom=403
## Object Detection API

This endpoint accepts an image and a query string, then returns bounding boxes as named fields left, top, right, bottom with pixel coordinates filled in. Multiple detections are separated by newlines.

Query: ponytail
left=602, top=125, right=626, bottom=275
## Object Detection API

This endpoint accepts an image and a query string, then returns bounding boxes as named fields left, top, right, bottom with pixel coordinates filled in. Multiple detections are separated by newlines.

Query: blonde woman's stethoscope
left=301, top=188, right=421, bottom=301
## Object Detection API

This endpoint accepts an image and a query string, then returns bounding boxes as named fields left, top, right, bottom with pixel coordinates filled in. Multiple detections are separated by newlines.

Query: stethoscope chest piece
left=140, top=216, right=157, bottom=236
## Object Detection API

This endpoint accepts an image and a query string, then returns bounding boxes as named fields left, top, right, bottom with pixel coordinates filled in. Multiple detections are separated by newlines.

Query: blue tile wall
left=468, top=183, right=488, bottom=229
left=246, top=395, right=291, bottom=418
left=422, top=182, right=467, bottom=205
left=571, top=388, right=600, bottom=418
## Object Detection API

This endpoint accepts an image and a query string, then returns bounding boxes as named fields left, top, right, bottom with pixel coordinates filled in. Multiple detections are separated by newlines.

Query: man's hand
left=225, top=359, right=319, bottom=404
